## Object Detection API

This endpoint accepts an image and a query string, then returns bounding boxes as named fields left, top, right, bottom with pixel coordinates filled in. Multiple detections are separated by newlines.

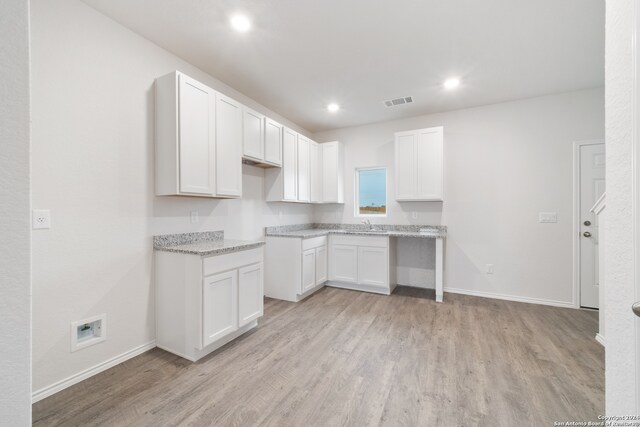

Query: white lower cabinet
left=302, top=249, right=316, bottom=293
left=330, top=245, right=358, bottom=283
left=357, top=247, right=389, bottom=288
left=156, top=247, right=264, bottom=361
left=203, top=270, right=238, bottom=347
left=238, top=263, right=264, bottom=327
left=328, top=235, right=396, bottom=295
left=265, top=236, right=328, bottom=302
left=315, top=246, right=327, bottom=285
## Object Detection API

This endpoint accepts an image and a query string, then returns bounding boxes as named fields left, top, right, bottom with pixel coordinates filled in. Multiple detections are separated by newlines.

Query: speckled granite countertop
left=265, top=223, right=447, bottom=239
left=154, top=231, right=264, bottom=257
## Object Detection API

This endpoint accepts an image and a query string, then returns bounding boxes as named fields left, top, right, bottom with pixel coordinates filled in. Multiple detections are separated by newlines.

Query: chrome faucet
left=361, top=219, right=373, bottom=230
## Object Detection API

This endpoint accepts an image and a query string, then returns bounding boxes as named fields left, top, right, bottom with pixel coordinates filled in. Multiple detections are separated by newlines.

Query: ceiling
left=82, top=0, right=604, bottom=133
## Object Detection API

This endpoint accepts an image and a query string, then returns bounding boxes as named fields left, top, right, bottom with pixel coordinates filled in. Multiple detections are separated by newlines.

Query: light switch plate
left=190, top=211, right=199, bottom=224
left=539, top=212, right=558, bottom=223
left=32, top=209, right=51, bottom=229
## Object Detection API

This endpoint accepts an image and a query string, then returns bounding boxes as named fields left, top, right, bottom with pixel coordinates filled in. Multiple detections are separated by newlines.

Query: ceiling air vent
left=384, top=96, right=414, bottom=108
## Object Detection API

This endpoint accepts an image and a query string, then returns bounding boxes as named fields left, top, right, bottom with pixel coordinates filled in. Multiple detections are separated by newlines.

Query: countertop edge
left=265, top=230, right=446, bottom=239
left=154, top=241, right=265, bottom=257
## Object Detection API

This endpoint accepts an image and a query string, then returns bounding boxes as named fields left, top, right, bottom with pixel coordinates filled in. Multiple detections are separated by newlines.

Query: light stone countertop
left=264, top=223, right=447, bottom=239
left=153, top=231, right=264, bottom=257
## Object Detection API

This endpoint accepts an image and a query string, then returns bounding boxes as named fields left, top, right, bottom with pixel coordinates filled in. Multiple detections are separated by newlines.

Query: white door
left=264, top=118, right=282, bottom=166
left=242, top=107, right=264, bottom=161
left=330, top=245, right=358, bottom=283
left=178, top=74, right=215, bottom=195
left=416, top=127, right=444, bottom=201
left=282, top=128, right=298, bottom=201
left=315, top=246, right=327, bottom=285
left=216, top=94, right=242, bottom=197
left=310, top=141, right=322, bottom=203
left=357, top=246, right=388, bottom=288
left=579, top=142, right=605, bottom=308
left=297, top=135, right=310, bottom=202
left=302, top=249, right=316, bottom=293
left=203, top=270, right=238, bottom=347
left=238, top=263, right=264, bottom=327
left=395, top=131, right=417, bottom=200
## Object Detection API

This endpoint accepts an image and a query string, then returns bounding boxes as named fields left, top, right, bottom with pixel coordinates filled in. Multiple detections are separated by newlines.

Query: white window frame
left=354, top=167, right=388, bottom=218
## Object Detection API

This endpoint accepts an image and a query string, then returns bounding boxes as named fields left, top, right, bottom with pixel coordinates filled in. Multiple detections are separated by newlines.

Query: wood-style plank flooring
left=33, top=287, right=604, bottom=426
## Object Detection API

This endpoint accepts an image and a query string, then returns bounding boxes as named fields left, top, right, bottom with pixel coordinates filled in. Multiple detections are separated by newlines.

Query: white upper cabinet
left=216, top=94, right=243, bottom=198
left=155, top=71, right=243, bottom=199
left=394, top=126, right=443, bottom=201
left=310, top=141, right=322, bottom=203
left=282, top=128, right=298, bottom=201
left=265, top=127, right=298, bottom=202
left=243, top=109, right=283, bottom=168
left=297, top=135, right=311, bottom=202
left=264, top=118, right=283, bottom=167
left=155, top=71, right=216, bottom=197
left=321, top=141, right=344, bottom=203
left=242, top=107, right=264, bottom=162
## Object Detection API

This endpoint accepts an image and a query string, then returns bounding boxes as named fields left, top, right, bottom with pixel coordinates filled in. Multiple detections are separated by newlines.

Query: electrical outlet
left=190, top=211, right=199, bottom=224
left=539, top=212, right=558, bottom=223
left=32, top=209, right=51, bottom=229
left=279, top=210, right=283, bottom=220
left=412, top=212, right=418, bottom=220
left=486, top=264, right=494, bottom=274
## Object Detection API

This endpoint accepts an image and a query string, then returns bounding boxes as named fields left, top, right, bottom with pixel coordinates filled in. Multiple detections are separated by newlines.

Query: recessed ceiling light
left=443, top=78, right=461, bottom=90
left=230, top=14, right=252, bottom=32
left=327, top=103, right=340, bottom=113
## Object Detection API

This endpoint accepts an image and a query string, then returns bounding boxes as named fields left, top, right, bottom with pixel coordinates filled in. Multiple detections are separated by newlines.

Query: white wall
left=0, top=0, right=31, bottom=424
left=31, top=0, right=313, bottom=395
left=604, top=0, right=636, bottom=414
left=314, top=89, right=604, bottom=305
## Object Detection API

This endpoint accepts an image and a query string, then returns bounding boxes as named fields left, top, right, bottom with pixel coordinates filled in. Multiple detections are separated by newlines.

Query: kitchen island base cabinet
left=265, top=236, right=327, bottom=302
left=155, top=248, right=264, bottom=362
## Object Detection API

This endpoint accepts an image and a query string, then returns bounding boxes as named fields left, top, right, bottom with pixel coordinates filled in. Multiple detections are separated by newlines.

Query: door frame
left=573, top=139, right=605, bottom=309
left=634, top=0, right=640, bottom=412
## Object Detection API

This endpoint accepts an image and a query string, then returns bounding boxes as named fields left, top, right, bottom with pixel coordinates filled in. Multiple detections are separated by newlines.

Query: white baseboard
left=32, top=340, right=156, bottom=403
left=595, top=333, right=605, bottom=346
left=443, top=287, right=576, bottom=308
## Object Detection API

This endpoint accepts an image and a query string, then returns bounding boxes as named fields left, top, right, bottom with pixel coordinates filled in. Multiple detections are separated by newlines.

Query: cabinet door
left=310, top=141, right=322, bottom=203
left=330, top=245, right=358, bottom=283
left=315, top=246, right=327, bottom=286
left=216, top=94, right=242, bottom=197
left=322, top=142, right=338, bottom=202
left=297, top=135, right=310, bottom=202
left=242, top=107, right=264, bottom=161
left=282, top=128, right=298, bottom=201
left=264, top=118, right=282, bottom=166
left=357, top=247, right=388, bottom=288
left=302, top=249, right=316, bottom=293
left=203, top=270, right=238, bottom=347
left=238, top=263, right=264, bottom=327
left=178, top=74, right=215, bottom=195
left=416, top=127, right=444, bottom=201
left=395, top=131, right=417, bottom=200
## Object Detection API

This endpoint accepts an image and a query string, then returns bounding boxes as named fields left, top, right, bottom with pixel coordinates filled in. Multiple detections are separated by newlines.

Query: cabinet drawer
left=302, top=236, right=327, bottom=251
left=203, top=247, right=263, bottom=276
left=330, top=235, right=388, bottom=248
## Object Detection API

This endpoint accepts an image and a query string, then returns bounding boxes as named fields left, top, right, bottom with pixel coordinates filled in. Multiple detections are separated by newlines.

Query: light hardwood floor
left=33, top=287, right=603, bottom=426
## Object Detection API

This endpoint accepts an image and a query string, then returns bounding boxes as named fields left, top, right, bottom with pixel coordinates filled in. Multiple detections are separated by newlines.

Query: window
left=355, top=167, right=387, bottom=216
